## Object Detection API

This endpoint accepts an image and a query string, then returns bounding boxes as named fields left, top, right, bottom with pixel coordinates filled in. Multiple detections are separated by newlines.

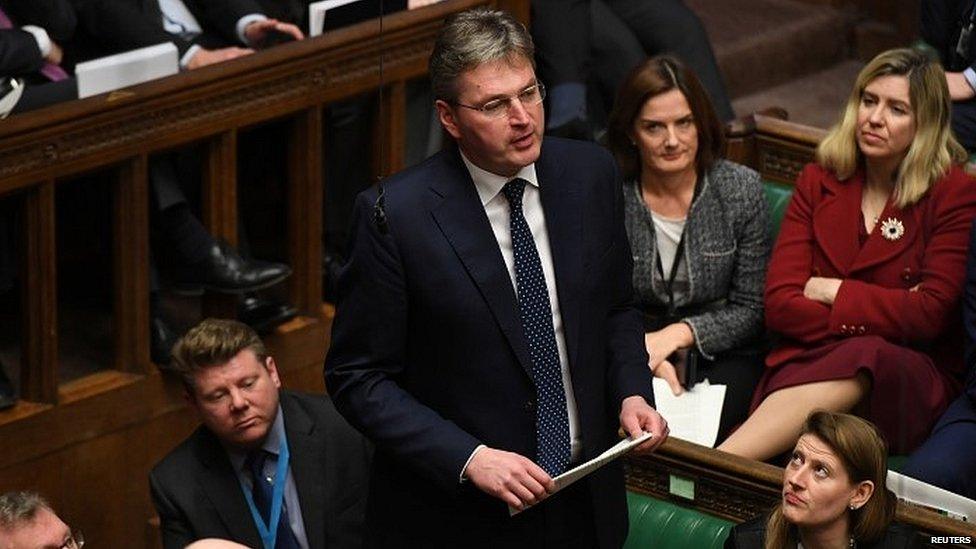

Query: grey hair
left=429, top=8, right=535, bottom=102
left=0, top=491, right=50, bottom=530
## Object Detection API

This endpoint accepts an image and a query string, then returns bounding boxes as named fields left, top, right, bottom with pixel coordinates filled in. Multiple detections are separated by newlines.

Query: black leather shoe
left=151, top=314, right=179, bottom=367
left=172, top=240, right=292, bottom=295
left=0, top=362, right=16, bottom=410
left=238, top=295, right=298, bottom=334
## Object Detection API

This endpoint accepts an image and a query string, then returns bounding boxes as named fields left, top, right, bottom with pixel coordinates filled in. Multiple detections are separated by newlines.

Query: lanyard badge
left=239, top=436, right=291, bottom=549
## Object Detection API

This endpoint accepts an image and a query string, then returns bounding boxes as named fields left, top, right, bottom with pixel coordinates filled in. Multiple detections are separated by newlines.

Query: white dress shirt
left=458, top=152, right=582, bottom=478
left=225, top=405, right=310, bottom=549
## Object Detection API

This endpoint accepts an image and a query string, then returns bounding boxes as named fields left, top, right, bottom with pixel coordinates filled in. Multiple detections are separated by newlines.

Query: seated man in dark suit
left=67, top=0, right=304, bottom=360
left=71, top=0, right=302, bottom=70
left=151, top=319, right=371, bottom=549
left=922, top=0, right=976, bottom=151
left=0, top=0, right=78, bottom=116
left=902, top=221, right=976, bottom=499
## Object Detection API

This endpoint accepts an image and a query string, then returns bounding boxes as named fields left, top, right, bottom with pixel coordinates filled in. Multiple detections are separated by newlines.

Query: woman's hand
left=644, top=323, right=694, bottom=395
left=803, top=277, right=842, bottom=305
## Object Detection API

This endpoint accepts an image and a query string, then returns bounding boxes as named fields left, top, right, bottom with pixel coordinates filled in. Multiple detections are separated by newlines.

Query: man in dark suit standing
left=150, top=319, right=371, bottom=549
left=325, top=8, right=667, bottom=548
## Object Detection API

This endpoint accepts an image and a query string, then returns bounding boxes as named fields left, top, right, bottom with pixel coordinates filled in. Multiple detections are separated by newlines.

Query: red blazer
left=765, top=163, right=976, bottom=384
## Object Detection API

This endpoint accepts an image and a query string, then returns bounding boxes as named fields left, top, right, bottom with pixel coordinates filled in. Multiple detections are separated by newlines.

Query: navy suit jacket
left=0, top=0, right=76, bottom=77
left=71, top=0, right=261, bottom=58
left=325, top=138, right=653, bottom=547
left=149, top=391, right=371, bottom=549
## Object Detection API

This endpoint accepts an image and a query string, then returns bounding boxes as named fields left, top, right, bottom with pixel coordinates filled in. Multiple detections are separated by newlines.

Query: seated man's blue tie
left=246, top=449, right=301, bottom=549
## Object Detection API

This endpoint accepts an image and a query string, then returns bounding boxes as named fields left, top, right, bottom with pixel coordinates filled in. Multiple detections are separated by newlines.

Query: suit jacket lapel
left=194, top=430, right=263, bottom=547
left=850, top=201, right=918, bottom=274
left=281, top=393, right=328, bottom=549
left=537, top=142, right=582, bottom=373
left=812, top=174, right=863, bottom=275
left=429, top=150, right=535, bottom=380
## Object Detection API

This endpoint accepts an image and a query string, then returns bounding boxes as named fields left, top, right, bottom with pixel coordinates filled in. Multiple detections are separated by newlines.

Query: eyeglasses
left=454, top=82, right=546, bottom=118
left=61, top=529, right=84, bottom=549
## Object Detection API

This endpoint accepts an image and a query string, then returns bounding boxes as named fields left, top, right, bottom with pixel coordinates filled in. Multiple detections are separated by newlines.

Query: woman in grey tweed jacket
left=607, top=56, right=770, bottom=439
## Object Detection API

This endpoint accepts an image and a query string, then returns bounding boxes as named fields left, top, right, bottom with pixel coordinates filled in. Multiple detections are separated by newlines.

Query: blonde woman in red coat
left=719, top=48, right=976, bottom=461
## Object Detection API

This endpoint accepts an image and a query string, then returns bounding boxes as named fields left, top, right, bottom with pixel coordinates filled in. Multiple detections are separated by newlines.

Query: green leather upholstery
left=625, top=491, right=733, bottom=549
left=763, top=180, right=794, bottom=239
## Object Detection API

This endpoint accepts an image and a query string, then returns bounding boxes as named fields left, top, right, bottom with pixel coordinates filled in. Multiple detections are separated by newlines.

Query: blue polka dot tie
left=502, top=178, right=571, bottom=476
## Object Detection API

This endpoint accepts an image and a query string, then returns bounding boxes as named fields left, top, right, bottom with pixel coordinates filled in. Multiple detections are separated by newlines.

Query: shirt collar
left=459, top=150, right=539, bottom=206
left=225, top=403, right=285, bottom=473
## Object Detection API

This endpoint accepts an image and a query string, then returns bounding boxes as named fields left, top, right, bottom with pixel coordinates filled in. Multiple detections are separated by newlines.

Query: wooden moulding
left=113, top=155, right=151, bottom=375
left=0, top=0, right=499, bottom=195
left=626, top=438, right=976, bottom=540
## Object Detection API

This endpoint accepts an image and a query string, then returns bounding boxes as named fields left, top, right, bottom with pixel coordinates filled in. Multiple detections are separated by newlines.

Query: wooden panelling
left=113, top=156, right=151, bottom=374
left=288, top=107, right=325, bottom=315
left=20, top=182, right=57, bottom=404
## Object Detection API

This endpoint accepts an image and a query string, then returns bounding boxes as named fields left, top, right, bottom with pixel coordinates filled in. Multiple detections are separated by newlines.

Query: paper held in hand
left=508, top=431, right=654, bottom=516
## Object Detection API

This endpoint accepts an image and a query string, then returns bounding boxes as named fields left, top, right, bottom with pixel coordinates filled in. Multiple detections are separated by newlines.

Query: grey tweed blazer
left=623, top=159, right=770, bottom=359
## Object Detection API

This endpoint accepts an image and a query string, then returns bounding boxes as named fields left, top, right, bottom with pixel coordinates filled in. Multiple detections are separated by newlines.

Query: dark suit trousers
left=10, top=78, right=76, bottom=115
left=902, top=395, right=976, bottom=499
left=602, top=0, right=734, bottom=121
left=952, top=100, right=976, bottom=152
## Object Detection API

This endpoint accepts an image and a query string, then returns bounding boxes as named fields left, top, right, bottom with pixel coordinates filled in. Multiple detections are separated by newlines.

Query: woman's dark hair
left=765, top=411, right=897, bottom=548
left=607, top=55, right=725, bottom=181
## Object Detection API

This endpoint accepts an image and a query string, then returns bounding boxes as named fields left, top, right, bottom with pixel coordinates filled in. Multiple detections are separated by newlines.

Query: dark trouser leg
left=902, top=395, right=976, bottom=499
left=695, top=348, right=766, bottom=440
left=604, top=0, right=734, bottom=121
left=10, top=78, right=77, bottom=115
left=952, top=101, right=976, bottom=153
left=589, top=0, right=646, bottom=127
left=324, top=95, right=374, bottom=257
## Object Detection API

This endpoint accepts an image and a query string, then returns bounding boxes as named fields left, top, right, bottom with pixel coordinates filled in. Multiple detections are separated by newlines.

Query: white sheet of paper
left=887, top=470, right=976, bottom=522
left=651, top=377, right=726, bottom=448
left=76, top=43, right=178, bottom=99
left=509, top=432, right=653, bottom=516
left=308, top=0, right=367, bottom=36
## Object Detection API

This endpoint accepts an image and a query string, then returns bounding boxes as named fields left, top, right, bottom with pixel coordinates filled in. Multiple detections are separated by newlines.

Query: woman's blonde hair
left=764, top=411, right=897, bottom=549
left=816, top=48, right=966, bottom=208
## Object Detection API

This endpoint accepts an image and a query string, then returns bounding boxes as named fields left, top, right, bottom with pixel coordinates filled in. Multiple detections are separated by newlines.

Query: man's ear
left=436, top=99, right=462, bottom=140
left=265, top=356, right=282, bottom=389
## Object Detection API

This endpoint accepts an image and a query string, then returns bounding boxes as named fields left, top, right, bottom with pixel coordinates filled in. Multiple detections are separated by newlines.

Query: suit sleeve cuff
left=20, top=26, right=52, bottom=57
left=459, top=444, right=486, bottom=483
left=964, top=67, right=976, bottom=93
left=179, top=44, right=202, bottom=70
left=237, top=14, right=267, bottom=46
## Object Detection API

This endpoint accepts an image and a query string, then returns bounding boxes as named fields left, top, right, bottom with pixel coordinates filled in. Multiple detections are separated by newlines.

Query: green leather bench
left=625, top=491, right=734, bottom=549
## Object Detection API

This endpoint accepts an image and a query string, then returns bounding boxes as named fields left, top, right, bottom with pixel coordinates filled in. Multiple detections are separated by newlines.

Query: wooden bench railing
left=0, top=1, right=527, bottom=546
left=625, top=113, right=976, bottom=543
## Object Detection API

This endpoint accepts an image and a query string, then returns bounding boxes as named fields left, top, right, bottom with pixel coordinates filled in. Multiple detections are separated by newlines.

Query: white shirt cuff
left=459, top=444, right=486, bottom=483
left=20, top=25, right=52, bottom=57
left=180, top=44, right=202, bottom=70
left=964, top=68, right=976, bottom=93
left=236, top=14, right=267, bottom=46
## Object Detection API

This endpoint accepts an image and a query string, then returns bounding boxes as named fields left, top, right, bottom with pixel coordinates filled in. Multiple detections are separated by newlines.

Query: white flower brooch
left=879, top=217, right=905, bottom=241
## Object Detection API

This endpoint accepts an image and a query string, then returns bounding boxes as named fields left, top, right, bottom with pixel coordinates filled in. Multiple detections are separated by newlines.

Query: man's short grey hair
left=0, top=491, right=50, bottom=530
left=429, top=8, right=535, bottom=102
